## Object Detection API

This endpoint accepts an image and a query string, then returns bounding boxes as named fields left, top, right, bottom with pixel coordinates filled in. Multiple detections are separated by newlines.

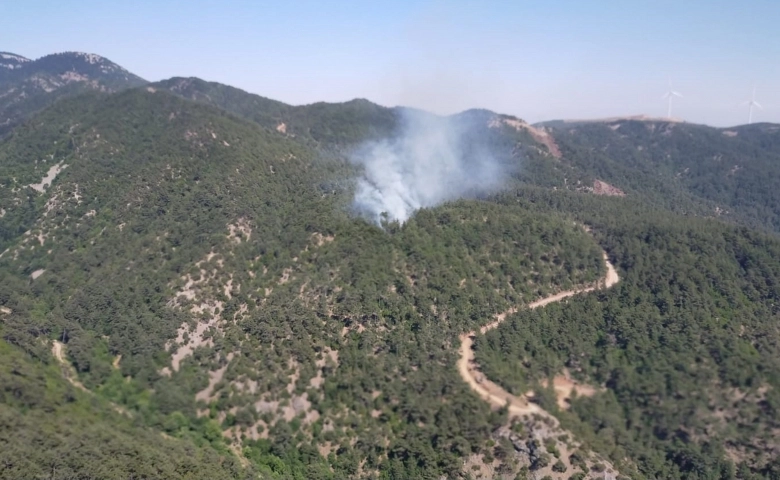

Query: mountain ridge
left=0, top=52, right=31, bottom=70
left=538, top=115, right=779, bottom=130
left=0, top=50, right=147, bottom=136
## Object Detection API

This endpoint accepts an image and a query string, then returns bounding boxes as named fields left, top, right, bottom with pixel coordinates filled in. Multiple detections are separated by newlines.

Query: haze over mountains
left=2, top=51, right=780, bottom=479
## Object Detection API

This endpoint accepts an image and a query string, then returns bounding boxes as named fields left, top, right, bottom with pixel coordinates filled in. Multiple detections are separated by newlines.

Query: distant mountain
left=0, top=51, right=146, bottom=136
left=154, top=77, right=400, bottom=146
left=538, top=118, right=780, bottom=232
left=152, top=77, right=582, bottom=191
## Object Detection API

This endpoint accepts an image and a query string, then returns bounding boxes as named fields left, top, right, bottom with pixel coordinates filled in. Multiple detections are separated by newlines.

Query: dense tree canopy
left=1, top=73, right=780, bottom=479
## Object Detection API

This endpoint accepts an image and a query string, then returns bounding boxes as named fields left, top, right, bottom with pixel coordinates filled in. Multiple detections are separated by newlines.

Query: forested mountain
left=0, top=86, right=605, bottom=478
left=154, top=77, right=399, bottom=146
left=539, top=119, right=780, bottom=233
left=2, top=50, right=780, bottom=479
left=480, top=189, right=780, bottom=479
left=0, top=51, right=146, bottom=137
left=158, top=77, right=780, bottom=235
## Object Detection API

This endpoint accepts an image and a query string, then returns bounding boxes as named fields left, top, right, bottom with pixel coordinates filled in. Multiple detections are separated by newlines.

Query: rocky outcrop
left=592, top=179, right=625, bottom=197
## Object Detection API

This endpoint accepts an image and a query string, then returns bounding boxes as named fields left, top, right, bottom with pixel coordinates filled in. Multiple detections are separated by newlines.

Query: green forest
left=543, top=120, right=780, bottom=233
left=477, top=195, right=780, bottom=479
left=0, top=88, right=605, bottom=478
left=2, top=59, right=780, bottom=479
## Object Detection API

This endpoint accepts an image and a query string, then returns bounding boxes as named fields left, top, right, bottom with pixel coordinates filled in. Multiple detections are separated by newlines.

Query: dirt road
left=457, top=251, right=619, bottom=417
left=52, top=340, right=89, bottom=392
left=52, top=340, right=132, bottom=416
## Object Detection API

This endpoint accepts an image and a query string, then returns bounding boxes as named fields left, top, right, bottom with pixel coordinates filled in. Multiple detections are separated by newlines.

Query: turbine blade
left=754, top=101, right=763, bottom=110
left=672, top=91, right=683, bottom=97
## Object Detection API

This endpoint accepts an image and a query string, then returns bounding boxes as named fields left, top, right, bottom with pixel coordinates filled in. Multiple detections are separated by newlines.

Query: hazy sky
left=4, top=0, right=779, bottom=126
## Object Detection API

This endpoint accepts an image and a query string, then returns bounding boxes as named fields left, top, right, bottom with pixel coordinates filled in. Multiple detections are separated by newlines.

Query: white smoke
left=351, top=109, right=508, bottom=225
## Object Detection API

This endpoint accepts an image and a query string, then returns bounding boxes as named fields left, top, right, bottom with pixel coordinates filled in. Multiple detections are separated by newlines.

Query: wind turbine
left=662, top=78, right=683, bottom=119
left=743, top=86, right=762, bottom=124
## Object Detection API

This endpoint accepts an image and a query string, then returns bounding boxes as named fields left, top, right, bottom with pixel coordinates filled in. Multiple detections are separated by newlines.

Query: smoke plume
left=351, top=109, right=509, bottom=225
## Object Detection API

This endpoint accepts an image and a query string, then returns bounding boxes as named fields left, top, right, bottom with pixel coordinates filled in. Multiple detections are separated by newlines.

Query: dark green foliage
left=477, top=196, right=780, bottom=478
left=533, top=453, right=551, bottom=470
left=3, top=62, right=780, bottom=479
left=543, top=119, right=780, bottom=233
left=0, top=86, right=605, bottom=478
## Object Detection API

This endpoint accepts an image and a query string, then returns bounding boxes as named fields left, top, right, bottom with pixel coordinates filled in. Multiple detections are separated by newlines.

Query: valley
left=1, top=50, right=780, bottom=480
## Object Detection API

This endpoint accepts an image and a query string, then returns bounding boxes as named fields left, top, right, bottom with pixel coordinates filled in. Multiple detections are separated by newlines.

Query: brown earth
left=539, top=369, right=601, bottom=410
left=592, top=179, right=626, bottom=197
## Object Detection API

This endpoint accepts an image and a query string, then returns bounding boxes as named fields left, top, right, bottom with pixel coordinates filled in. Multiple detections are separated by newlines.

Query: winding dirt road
left=52, top=340, right=132, bottom=417
left=457, top=251, right=620, bottom=417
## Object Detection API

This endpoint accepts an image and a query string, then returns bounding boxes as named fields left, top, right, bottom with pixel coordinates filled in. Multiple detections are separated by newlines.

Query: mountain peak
left=0, top=50, right=146, bottom=137
left=45, top=51, right=112, bottom=65
left=33, top=51, right=138, bottom=77
left=0, top=51, right=31, bottom=69
left=59, top=51, right=108, bottom=64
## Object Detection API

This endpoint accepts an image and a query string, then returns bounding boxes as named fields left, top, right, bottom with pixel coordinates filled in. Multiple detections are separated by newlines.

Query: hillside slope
left=3, top=53, right=780, bottom=478
left=541, top=119, right=780, bottom=232
left=154, top=77, right=589, bottom=199
left=154, top=77, right=400, bottom=146
left=479, top=188, right=780, bottom=479
left=0, top=339, right=248, bottom=479
left=0, top=87, right=611, bottom=478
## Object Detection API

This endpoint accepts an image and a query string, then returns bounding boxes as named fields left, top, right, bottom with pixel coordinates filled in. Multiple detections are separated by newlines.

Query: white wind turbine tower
left=662, top=78, right=683, bottom=119
left=743, top=86, right=762, bottom=124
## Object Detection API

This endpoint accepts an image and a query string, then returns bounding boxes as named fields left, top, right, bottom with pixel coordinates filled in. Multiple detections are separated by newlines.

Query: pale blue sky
left=4, top=0, right=779, bottom=126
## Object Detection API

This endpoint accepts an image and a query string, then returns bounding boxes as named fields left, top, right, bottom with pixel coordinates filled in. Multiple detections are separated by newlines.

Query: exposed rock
left=592, top=179, right=625, bottom=197
left=489, top=116, right=562, bottom=158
